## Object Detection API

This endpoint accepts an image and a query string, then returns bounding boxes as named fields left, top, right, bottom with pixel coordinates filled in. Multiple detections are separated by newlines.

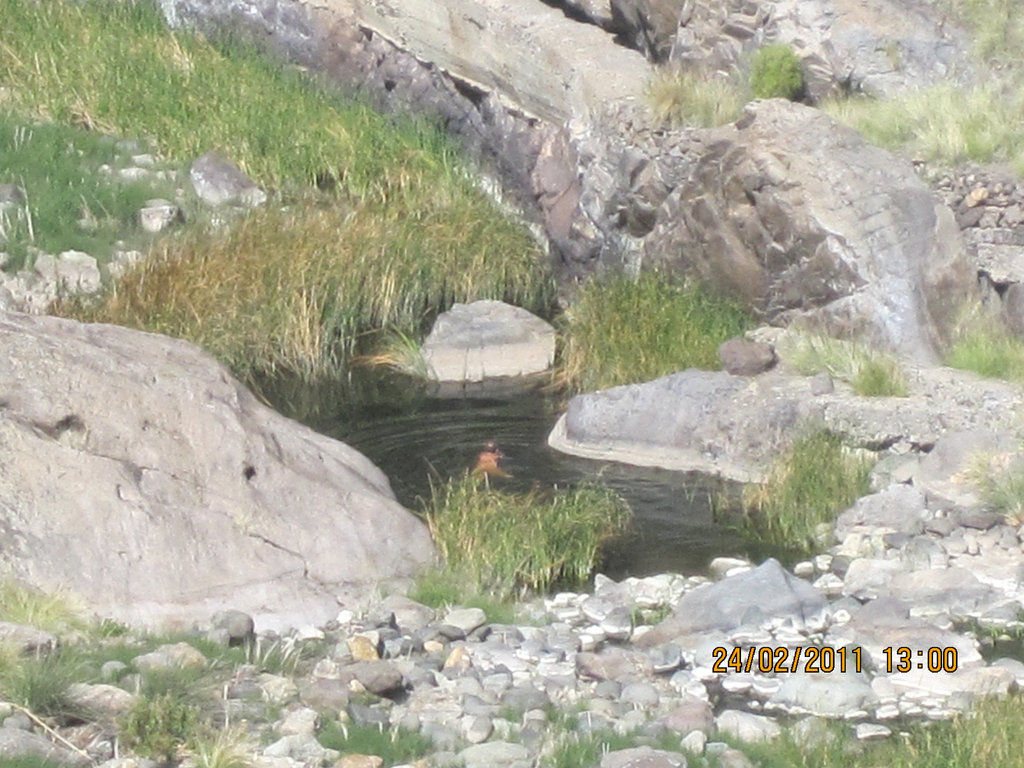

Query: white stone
left=715, top=710, right=781, bottom=742
left=681, top=729, right=706, bottom=754
left=855, top=723, right=892, bottom=741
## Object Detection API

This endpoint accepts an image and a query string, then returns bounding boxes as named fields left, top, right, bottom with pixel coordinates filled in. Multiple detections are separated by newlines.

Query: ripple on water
left=262, top=374, right=751, bottom=579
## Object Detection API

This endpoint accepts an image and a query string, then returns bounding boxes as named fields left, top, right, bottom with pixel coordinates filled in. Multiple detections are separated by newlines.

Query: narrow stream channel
left=260, top=372, right=757, bottom=580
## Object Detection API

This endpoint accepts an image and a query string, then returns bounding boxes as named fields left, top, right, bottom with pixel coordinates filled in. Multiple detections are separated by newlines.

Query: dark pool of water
left=259, top=373, right=755, bottom=579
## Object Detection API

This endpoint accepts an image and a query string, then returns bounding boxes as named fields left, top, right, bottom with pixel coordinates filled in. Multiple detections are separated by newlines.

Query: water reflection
left=257, top=371, right=753, bottom=578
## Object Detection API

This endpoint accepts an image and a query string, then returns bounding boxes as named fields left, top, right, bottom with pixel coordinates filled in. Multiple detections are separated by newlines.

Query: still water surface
left=261, top=374, right=754, bottom=579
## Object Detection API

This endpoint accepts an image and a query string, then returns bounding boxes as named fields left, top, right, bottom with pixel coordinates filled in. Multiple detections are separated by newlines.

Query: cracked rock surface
left=0, top=311, right=434, bottom=630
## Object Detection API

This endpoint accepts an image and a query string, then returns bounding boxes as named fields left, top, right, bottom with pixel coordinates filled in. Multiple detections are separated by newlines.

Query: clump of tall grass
left=0, top=579, right=85, bottom=633
left=646, top=67, right=746, bottom=128
left=777, top=333, right=908, bottom=396
left=423, top=475, right=631, bottom=600
left=944, top=314, right=1024, bottom=381
left=190, top=726, right=253, bottom=768
left=742, top=430, right=872, bottom=555
left=749, top=44, right=805, bottom=101
left=824, top=84, right=1024, bottom=174
left=0, top=650, right=86, bottom=721
left=558, top=271, right=752, bottom=393
left=967, top=451, right=1024, bottom=525
left=121, top=692, right=202, bottom=763
left=318, top=721, right=434, bottom=766
left=60, top=197, right=550, bottom=382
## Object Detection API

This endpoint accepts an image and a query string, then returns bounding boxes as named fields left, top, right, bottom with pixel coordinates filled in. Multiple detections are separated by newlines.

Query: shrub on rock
left=750, top=45, right=805, bottom=101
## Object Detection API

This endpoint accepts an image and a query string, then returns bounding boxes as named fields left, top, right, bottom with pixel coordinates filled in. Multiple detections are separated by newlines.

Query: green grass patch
left=646, top=68, right=746, bottom=128
left=740, top=694, right=1024, bottom=768
left=777, top=333, right=908, bottom=396
left=2, top=0, right=551, bottom=383
left=318, top=721, right=434, bottom=766
left=0, top=649, right=86, bottom=721
left=121, top=692, right=202, bottom=763
left=824, top=84, right=1024, bottom=175
left=945, top=317, right=1024, bottom=381
left=0, top=0, right=456, bottom=197
left=0, top=113, right=175, bottom=270
left=558, top=271, right=752, bottom=393
left=741, top=430, right=872, bottom=556
left=0, top=580, right=85, bottom=634
left=408, top=568, right=518, bottom=625
left=749, top=44, right=805, bottom=101
left=423, top=475, right=631, bottom=600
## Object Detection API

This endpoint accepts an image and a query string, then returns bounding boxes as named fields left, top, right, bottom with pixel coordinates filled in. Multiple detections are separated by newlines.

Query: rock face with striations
left=645, top=100, right=977, bottom=361
left=0, top=311, right=434, bottom=629
left=160, top=0, right=984, bottom=362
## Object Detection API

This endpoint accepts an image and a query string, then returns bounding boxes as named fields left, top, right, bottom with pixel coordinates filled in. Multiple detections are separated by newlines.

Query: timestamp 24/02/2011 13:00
left=711, top=645, right=960, bottom=675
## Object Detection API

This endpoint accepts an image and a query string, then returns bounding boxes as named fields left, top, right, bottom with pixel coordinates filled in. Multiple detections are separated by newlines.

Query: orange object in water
left=473, top=441, right=512, bottom=478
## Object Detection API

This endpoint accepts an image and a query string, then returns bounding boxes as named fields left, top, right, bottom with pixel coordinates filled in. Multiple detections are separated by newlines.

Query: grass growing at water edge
left=62, top=194, right=549, bottom=382
left=424, top=475, right=631, bottom=601
left=777, top=333, right=908, bottom=396
left=741, top=430, right=872, bottom=556
left=558, top=272, right=752, bottom=393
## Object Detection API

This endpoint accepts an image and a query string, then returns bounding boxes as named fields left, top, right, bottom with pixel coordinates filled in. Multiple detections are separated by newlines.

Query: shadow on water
left=256, top=370, right=758, bottom=579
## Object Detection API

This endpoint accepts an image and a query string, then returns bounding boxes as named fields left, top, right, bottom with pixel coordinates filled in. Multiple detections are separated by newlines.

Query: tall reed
left=558, top=271, right=751, bottom=393
left=424, top=475, right=631, bottom=599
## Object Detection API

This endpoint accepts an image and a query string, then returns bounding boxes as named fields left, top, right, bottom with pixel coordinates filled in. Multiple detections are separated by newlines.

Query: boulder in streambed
left=637, top=559, right=827, bottom=646
left=421, top=300, right=556, bottom=382
left=0, top=311, right=434, bottom=629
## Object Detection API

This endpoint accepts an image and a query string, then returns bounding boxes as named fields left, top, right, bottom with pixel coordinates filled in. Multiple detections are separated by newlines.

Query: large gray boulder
left=0, top=311, right=434, bottom=629
left=421, top=300, right=556, bottom=382
left=645, top=100, right=977, bottom=361
left=637, top=559, right=827, bottom=644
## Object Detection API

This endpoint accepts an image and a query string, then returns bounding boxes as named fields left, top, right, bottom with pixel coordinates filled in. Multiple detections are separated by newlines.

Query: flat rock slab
left=422, top=300, right=556, bottom=382
left=0, top=311, right=433, bottom=630
left=549, top=362, right=1024, bottom=481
